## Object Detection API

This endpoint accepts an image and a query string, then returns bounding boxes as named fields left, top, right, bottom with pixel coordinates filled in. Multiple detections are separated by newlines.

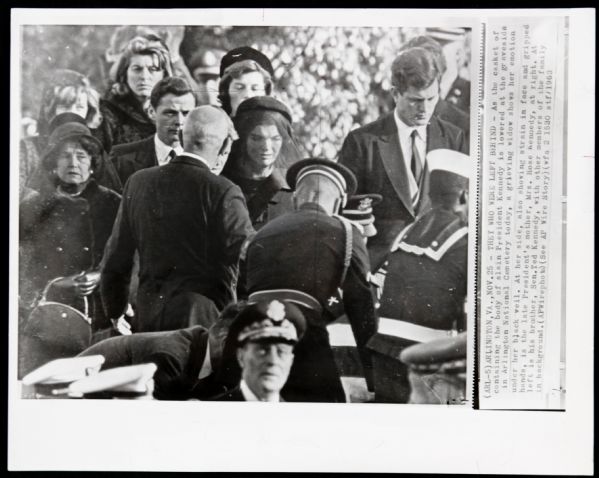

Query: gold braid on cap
left=237, top=300, right=298, bottom=344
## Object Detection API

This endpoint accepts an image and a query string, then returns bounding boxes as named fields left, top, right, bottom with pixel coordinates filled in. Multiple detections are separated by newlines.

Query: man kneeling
left=213, top=300, right=306, bottom=402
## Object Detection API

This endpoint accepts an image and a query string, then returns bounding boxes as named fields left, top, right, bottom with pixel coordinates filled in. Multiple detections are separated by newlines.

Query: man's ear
left=459, top=190, right=469, bottom=205
left=147, top=104, right=156, bottom=122
left=218, top=136, right=234, bottom=158
left=236, top=347, right=245, bottom=369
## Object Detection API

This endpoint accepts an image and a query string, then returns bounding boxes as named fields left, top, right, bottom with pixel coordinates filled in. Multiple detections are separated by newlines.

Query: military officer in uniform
left=244, top=158, right=379, bottom=403
left=367, top=149, right=471, bottom=402
left=212, top=299, right=306, bottom=402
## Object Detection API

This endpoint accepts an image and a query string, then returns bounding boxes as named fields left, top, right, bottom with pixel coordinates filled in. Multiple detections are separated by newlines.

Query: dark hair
left=399, top=35, right=447, bottom=75
left=45, top=135, right=101, bottom=172
left=217, top=60, right=273, bottom=115
left=149, top=77, right=195, bottom=109
left=391, top=47, right=442, bottom=95
left=111, top=36, right=173, bottom=99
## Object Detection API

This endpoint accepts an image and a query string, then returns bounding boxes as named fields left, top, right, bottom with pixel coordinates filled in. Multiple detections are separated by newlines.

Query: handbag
left=24, top=276, right=93, bottom=356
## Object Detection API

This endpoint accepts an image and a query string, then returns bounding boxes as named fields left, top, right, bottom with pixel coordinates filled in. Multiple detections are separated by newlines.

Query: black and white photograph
left=7, top=8, right=593, bottom=474
left=15, top=20, right=475, bottom=404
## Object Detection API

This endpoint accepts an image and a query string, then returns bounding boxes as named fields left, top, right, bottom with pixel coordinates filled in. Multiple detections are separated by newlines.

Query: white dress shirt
left=240, top=379, right=280, bottom=402
left=394, top=110, right=427, bottom=200
left=154, top=134, right=183, bottom=166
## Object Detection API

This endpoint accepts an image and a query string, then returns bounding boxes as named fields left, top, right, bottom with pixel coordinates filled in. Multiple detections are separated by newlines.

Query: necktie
left=410, top=129, right=423, bottom=185
left=167, top=149, right=177, bottom=163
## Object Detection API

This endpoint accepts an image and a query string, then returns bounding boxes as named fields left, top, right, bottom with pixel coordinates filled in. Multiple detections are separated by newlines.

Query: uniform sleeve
left=100, top=182, right=135, bottom=320
left=342, top=228, right=379, bottom=390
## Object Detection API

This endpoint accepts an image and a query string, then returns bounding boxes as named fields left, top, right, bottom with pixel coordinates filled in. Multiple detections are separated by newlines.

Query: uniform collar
left=171, top=153, right=211, bottom=170
left=298, top=202, right=328, bottom=215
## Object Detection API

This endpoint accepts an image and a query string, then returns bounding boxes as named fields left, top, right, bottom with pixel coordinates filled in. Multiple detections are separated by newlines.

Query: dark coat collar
left=170, top=154, right=211, bottom=170
left=298, top=202, right=328, bottom=215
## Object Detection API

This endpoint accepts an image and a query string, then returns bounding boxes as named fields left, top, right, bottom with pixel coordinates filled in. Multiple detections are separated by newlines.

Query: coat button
left=83, top=247, right=90, bottom=251
left=56, top=247, right=63, bottom=252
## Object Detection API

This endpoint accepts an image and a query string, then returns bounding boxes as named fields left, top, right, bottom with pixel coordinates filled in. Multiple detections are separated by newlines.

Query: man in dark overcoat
left=338, top=47, right=468, bottom=270
left=244, top=159, right=379, bottom=403
left=100, top=105, right=255, bottom=333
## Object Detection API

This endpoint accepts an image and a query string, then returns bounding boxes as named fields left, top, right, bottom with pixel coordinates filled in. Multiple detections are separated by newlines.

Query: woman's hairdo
left=111, top=36, right=173, bottom=98
left=391, top=47, right=442, bottom=95
left=217, top=60, right=273, bottom=115
left=38, top=69, right=103, bottom=135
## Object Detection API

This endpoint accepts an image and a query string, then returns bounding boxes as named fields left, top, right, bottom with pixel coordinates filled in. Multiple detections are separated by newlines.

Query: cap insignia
left=358, top=198, right=373, bottom=211
left=266, top=300, right=286, bottom=323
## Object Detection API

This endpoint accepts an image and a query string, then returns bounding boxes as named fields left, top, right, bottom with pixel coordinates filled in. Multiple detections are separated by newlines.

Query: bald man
left=101, top=106, right=255, bottom=333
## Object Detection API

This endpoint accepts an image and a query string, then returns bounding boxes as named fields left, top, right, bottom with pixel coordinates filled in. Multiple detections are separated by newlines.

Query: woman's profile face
left=54, top=89, right=89, bottom=120
left=246, top=124, right=283, bottom=171
left=228, top=71, right=266, bottom=116
left=55, top=140, right=93, bottom=185
left=126, top=54, right=165, bottom=101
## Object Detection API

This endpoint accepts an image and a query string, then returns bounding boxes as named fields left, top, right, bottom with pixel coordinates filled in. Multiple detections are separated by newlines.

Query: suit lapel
left=138, top=136, right=158, bottom=168
left=377, top=114, right=415, bottom=216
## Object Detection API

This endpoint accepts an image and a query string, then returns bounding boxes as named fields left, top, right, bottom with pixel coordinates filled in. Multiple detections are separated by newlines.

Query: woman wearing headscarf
left=221, top=96, right=304, bottom=229
left=20, top=69, right=120, bottom=199
left=98, top=36, right=173, bottom=151
left=19, top=121, right=122, bottom=372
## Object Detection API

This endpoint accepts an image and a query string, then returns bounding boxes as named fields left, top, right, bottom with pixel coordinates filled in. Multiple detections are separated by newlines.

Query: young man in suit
left=101, top=105, right=255, bottom=333
left=109, top=77, right=196, bottom=191
left=338, top=47, right=468, bottom=271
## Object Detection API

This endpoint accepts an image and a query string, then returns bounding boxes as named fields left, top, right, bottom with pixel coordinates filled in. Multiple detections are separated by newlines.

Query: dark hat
left=42, top=121, right=103, bottom=169
left=342, top=193, right=383, bottom=238
left=220, top=46, right=274, bottom=77
left=286, top=158, right=357, bottom=197
left=229, top=300, right=307, bottom=346
left=235, top=96, right=292, bottom=124
left=189, top=48, right=226, bottom=76
left=47, top=112, right=87, bottom=133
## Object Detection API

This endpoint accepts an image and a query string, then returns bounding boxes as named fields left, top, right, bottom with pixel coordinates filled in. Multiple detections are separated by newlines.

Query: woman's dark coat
left=19, top=180, right=121, bottom=332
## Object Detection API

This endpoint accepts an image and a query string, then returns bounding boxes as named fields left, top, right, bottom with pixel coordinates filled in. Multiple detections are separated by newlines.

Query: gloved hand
left=53, top=271, right=100, bottom=297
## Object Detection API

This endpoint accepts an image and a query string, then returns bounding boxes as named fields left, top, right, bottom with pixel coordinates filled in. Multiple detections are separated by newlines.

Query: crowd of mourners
left=18, top=26, right=472, bottom=404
